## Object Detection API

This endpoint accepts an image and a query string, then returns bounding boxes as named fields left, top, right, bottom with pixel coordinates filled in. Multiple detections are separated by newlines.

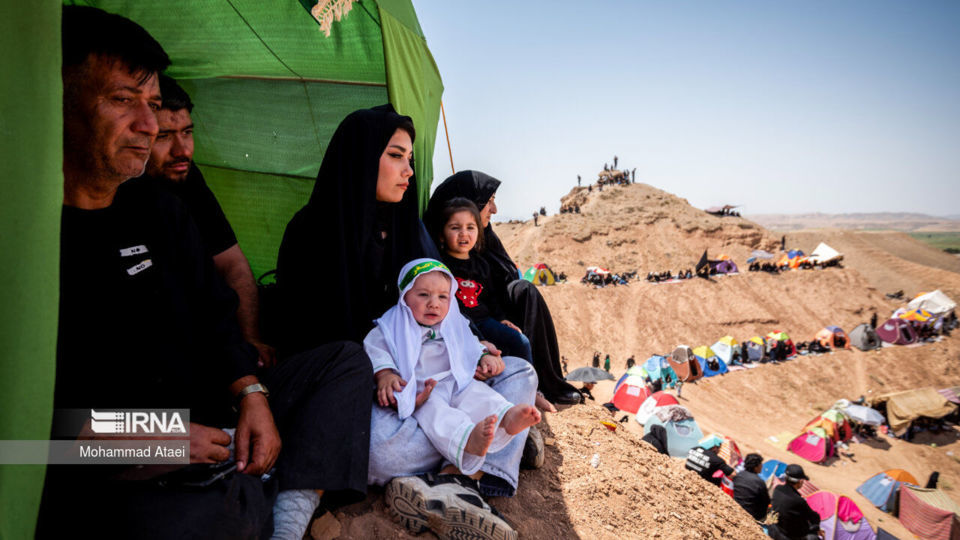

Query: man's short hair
left=159, top=75, right=194, bottom=112
left=744, top=453, right=763, bottom=470
left=62, top=5, right=170, bottom=81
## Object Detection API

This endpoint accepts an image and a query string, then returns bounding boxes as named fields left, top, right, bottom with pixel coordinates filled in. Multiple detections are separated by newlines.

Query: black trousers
left=504, top=280, right=578, bottom=401
left=36, top=342, right=371, bottom=539
left=265, top=340, right=373, bottom=502
left=36, top=471, right=277, bottom=540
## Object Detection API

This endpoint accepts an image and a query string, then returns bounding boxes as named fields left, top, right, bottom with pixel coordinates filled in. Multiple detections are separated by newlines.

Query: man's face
left=64, top=55, right=161, bottom=183
left=145, top=108, right=194, bottom=182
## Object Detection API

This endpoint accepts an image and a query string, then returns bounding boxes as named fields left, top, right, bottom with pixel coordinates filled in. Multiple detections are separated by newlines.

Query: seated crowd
left=42, top=7, right=581, bottom=539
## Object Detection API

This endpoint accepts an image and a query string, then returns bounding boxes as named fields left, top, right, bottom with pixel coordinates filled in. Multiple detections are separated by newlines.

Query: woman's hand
left=414, top=379, right=437, bottom=410
left=375, top=370, right=405, bottom=407
left=475, top=352, right=505, bottom=380
left=500, top=320, right=522, bottom=333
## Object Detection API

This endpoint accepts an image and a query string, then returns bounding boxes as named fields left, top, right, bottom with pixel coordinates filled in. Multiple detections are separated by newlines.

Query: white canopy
left=809, top=242, right=843, bottom=264
left=907, top=290, right=956, bottom=316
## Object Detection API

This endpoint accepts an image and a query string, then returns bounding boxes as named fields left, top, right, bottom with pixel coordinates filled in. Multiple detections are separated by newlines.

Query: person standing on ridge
left=603, top=354, right=611, bottom=372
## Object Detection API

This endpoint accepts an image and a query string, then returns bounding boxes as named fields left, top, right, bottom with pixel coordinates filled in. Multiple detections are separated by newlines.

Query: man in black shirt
left=685, top=440, right=735, bottom=487
left=733, top=453, right=770, bottom=522
left=41, top=8, right=373, bottom=540
left=769, top=464, right=823, bottom=540
left=141, top=75, right=275, bottom=368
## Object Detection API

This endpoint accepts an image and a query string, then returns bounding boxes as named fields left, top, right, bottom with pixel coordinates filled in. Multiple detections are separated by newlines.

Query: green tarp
left=70, top=0, right=443, bottom=278
left=0, top=3, right=62, bottom=539
left=2, top=1, right=442, bottom=535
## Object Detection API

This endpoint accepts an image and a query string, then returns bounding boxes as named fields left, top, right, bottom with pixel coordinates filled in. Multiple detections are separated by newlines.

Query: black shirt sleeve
left=173, top=164, right=238, bottom=257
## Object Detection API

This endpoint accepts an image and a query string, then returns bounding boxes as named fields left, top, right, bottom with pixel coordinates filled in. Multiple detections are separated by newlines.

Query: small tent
left=876, top=318, right=919, bottom=345
left=746, top=336, right=766, bottom=362
left=898, top=486, right=960, bottom=540
left=907, top=290, right=956, bottom=317
left=856, top=469, right=918, bottom=513
left=817, top=326, right=851, bottom=349
left=634, top=391, right=680, bottom=425
left=699, top=433, right=743, bottom=467
left=711, top=259, right=739, bottom=275
left=809, top=243, right=844, bottom=266
left=788, top=428, right=834, bottom=463
left=669, top=345, right=703, bottom=382
left=803, top=409, right=853, bottom=444
left=523, top=263, right=557, bottom=285
left=643, top=355, right=677, bottom=387
left=873, top=388, right=958, bottom=433
left=711, top=336, right=741, bottom=364
left=643, top=409, right=703, bottom=458
left=850, top=324, right=882, bottom=351
left=693, top=346, right=729, bottom=377
left=760, top=460, right=787, bottom=481
left=611, top=375, right=651, bottom=414
left=806, top=491, right=877, bottom=540
left=767, top=330, right=798, bottom=358
left=778, top=250, right=808, bottom=269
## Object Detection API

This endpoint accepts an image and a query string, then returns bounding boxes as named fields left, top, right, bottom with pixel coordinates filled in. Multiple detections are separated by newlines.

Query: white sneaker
left=385, top=475, right=517, bottom=540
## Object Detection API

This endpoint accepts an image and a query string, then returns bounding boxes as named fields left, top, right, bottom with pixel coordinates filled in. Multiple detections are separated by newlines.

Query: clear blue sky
left=414, top=0, right=960, bottom=220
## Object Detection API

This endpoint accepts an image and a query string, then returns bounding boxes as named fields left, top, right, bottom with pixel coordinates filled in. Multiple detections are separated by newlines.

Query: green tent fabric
left=0, top=3, right=62, bottom=538
left=0, top=1, right=441, bottom=535
left=70, top=0, right=444, bottom=278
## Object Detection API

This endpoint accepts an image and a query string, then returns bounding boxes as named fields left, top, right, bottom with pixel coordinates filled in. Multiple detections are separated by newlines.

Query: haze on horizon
left=415, top=0, right=960, bottom=222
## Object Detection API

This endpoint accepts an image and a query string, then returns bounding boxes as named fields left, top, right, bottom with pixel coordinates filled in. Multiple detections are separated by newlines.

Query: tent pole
left=441, top=100, right=455, bottom=174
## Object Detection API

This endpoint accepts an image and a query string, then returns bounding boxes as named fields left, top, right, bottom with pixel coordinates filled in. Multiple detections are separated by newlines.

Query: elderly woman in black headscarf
left=425, top=171, right=582, bottom=406
left=277, top=107, right=536, bottom=539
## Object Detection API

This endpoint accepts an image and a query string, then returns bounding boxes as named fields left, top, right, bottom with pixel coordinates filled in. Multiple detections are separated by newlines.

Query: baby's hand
left=375, top=370, right=405, bottom=408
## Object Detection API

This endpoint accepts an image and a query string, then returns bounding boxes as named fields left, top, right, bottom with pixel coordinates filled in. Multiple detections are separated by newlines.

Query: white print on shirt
left=119, top=245, right=149, bottom=257
left=686, top=449, right=711, bottom=472
left=127, top=259, right=153, bottom=276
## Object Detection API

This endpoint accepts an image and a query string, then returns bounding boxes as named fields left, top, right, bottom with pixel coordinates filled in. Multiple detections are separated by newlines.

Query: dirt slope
left=786, top=229, right=960, bottom=299
left=494, top=183, right=960, bottom=540
left=332, top=182, right=959, bottom=539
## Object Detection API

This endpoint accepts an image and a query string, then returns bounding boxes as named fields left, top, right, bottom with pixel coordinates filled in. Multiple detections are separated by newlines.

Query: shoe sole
left=385, top=477, right=518, bottom=540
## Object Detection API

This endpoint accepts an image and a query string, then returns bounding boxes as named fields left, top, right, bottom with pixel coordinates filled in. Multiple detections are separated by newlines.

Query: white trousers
left=413, top=377, right=514, bottom=475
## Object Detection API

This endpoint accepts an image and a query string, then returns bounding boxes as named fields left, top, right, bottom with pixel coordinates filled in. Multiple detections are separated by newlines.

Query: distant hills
left=748, top=212, right=960, bottom=232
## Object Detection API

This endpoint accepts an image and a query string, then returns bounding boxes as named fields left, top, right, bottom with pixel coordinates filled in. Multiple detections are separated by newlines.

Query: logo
left=90, top=409, right=186, bottom=434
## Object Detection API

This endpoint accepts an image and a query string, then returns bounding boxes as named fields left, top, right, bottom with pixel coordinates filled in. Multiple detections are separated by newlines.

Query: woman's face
left=376, top=128, right=414, bottom=203
left=443, top=210, right=479, bottom=259
left=479, top=194, right=497, bottom=228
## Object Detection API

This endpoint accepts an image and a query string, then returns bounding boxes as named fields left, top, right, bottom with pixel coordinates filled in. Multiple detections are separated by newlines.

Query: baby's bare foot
left=464, top=415, right=497, bottom=456
left=501, top=404, right=541, bottom=435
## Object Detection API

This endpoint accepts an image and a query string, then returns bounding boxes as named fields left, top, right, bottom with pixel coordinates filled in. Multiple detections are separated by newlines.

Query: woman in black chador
left=425, top=170, right=582, bottom=406
left=277, top=105, right=426, bottom=354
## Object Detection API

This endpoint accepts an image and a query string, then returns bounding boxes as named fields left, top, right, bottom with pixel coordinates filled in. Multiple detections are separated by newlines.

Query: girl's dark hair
left=438, top=197, right=484, bottom=251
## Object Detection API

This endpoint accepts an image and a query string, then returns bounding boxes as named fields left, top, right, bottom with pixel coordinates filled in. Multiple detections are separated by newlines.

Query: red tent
left=788, top=430, right=833, bottom=463
left=876, top=317, right=919, bottom=345
left=611, top=380, right=651, bottom=414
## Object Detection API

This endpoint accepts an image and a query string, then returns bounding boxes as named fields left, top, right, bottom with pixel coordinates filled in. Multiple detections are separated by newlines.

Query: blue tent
left=759, top=460, right=787, bottom=481
left=693, top=347, right=729, bottom=377
left=856, top=470, right=918, bottom=513
left=643, top=355, right=677, bottom=387
left=644, top=415, right=703, bottom=458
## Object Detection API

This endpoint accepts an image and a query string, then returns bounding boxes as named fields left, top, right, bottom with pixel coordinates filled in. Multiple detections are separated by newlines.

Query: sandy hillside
left=493, top=182, right=960, bottom=539
left=328, top=182, right=959, bottom=540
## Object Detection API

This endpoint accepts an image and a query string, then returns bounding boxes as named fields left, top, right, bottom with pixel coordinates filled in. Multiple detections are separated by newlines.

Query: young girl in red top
left=434, top=198, right=533, bottom=365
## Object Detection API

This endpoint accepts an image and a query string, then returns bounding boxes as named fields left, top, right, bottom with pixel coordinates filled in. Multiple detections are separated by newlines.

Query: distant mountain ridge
left=748, top=212, right=960, bottom=232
